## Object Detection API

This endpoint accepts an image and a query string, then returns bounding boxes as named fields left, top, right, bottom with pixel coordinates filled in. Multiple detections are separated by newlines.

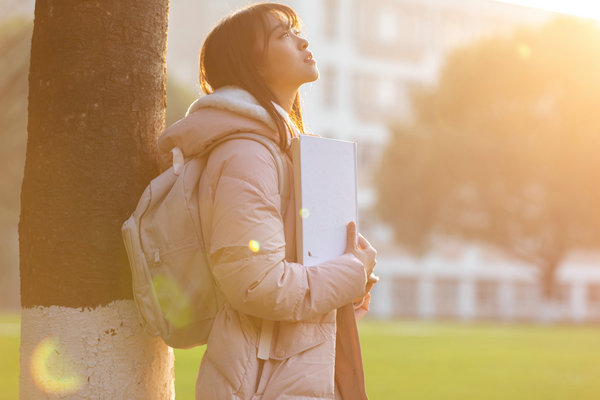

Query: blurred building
left=292, top=1, right=552, bottom=148
left=370, top=244, right=600, bottom=323
left=166, top=0, right=557, bottom=242
left=169, top=0, right=554, bottom=144
left=2, top=0, right=34, bottom=19
left=286, top=0, right=555, bottom=222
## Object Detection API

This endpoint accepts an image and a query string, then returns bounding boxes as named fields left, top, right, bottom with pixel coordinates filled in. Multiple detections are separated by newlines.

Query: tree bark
left=19, top=0, right=173, bottom=398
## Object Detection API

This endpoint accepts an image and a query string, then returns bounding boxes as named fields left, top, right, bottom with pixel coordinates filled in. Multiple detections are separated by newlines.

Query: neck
left=272, top=87, right=297, bottom=114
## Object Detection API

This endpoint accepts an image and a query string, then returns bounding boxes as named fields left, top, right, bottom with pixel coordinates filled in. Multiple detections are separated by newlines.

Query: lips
left=304, top=51, right=316, bottom=63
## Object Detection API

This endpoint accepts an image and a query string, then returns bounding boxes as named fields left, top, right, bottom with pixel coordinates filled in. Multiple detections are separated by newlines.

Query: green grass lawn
left=3, top=314, right=600, bottom=399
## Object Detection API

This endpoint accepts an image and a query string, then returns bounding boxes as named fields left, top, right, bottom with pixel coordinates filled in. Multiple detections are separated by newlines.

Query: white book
left=291, top=135, right=358, bottom=266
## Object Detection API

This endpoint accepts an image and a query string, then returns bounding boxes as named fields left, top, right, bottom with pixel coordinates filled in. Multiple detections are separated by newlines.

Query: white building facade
left=370, top=246, right=600, bottom=323
left=287, top=0, right=554, bottom=171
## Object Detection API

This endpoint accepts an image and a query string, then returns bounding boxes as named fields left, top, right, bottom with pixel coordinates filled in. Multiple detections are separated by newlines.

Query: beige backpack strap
left=171, top=147, right=185, bottom=176
left=257, top=319, right=274, bottom=360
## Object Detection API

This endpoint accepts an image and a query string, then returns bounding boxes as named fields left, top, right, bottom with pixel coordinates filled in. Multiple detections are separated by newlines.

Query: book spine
left=291, top=137, right=304, bottom=264
left=353, top=141, right=359, bottom=242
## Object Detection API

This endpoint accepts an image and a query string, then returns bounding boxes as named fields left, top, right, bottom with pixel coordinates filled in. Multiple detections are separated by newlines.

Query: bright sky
left=495, top=0, right=600, bottom=20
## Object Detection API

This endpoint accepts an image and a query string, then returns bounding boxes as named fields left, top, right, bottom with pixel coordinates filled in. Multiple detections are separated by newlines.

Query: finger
left=365, top=280, right=376, bottom=293
left=367, top=273, right=380, bottom=284
left=354, top=294, right=371, bottom=321
left=353, top=295, right=366, bottom=308
left=346, top=221, right=357, bottom=252
left=354, top=307, right=368, bottom=321
left=357, top=233, right=373, bottom=251
left=362, top=293, right=371, bottom=310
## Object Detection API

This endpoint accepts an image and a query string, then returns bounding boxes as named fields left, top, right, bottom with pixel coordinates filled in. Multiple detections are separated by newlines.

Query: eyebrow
left=269, top=22, right=291, bottom=36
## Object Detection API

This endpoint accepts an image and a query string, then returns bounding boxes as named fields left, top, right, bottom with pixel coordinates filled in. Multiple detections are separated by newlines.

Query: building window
left=476, top=280, right=499, bottom=319
left=376, top=78, right=396, bottom=108
left=356, top=140, right=382, bottom=177
left=352, top=72, right=377, bottom=117
left=354, top=73, right=387, bottom=108
left=354, top=1, right=428, bottom=63
left=352, top=73, right=412, bottom=121
left=391, top=277, right=418, bottom=317
left=587, top=284, right=600, bottom=321
left=588, top=284, right=600, bottom=303
left=440, top=11, right=470, bottom=53
left=320, top=66, right=337, bottom=109
left=377, top=8, right=398, bottom=43
left=551, top=283, right=572, bottom=319
left=554, top=283, right=571, bottom=306
left=514, top=282, right=539, bottom=320
left=323, top=0, right=337, bottom=40
left=434, top=278, right=459, bottom=318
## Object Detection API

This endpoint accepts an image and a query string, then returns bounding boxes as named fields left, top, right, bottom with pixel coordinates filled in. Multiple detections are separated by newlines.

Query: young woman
left=158, top=3, right=377, bottom=399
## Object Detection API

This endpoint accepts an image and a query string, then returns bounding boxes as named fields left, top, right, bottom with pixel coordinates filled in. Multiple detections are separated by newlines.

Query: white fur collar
left=186, top=86, right=294, bottom=133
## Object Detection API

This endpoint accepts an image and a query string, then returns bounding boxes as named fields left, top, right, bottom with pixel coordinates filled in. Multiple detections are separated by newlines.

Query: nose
left=298, top=36, right=308, bottom=50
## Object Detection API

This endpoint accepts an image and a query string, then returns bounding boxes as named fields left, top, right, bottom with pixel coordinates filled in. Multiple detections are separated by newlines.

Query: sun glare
left=496, top=0, right=600, bottom=20
left=30, top=337, right=82, bottom=395
left=248, top=240, right=260, bottom=253
left=152, top=274, right=193, bottom=328
left=299, top=208, right=310, bottom=219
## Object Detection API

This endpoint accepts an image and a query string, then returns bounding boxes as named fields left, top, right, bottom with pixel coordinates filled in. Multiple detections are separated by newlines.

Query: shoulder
left=212, top=138, right=278, bottom=169
left=206, top=138, right=280, bottom=194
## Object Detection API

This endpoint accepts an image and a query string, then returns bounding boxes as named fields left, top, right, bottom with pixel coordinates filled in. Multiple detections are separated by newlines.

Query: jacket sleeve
left=201, top=139, right=367, bottom=322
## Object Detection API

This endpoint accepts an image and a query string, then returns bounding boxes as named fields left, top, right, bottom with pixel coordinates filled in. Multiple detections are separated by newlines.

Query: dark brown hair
left=199, top=2, right=306, bottom=150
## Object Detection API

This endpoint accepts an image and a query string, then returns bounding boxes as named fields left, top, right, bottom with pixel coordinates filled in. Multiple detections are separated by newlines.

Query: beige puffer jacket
left=158, top=87, right=369, bottom=400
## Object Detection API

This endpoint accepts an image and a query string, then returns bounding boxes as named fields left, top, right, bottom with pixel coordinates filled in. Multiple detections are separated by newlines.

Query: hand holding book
left=344, top=221, right=379, bottom=321
left=345, top=221, right=377, bottom=280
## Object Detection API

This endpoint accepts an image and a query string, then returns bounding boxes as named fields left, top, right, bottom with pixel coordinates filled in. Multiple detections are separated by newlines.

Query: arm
left=201, top=139, right=368, bottom=322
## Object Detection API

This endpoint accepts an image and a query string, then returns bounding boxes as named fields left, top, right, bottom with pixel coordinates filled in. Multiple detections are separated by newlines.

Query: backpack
left=122, top=133, right=288, bottom=349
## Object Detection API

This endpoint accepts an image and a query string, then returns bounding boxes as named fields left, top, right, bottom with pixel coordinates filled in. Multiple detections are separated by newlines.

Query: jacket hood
left=157, top=86, right=294, bottom=168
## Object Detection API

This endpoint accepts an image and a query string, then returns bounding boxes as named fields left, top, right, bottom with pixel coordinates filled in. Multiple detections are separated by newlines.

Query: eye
left=281, top=28, right=302, bottom=39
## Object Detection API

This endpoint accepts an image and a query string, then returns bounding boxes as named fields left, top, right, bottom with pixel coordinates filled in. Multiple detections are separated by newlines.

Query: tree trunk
left=19, top=1, right=173, bottom=398
left=538, top=253, right=564, bottom=324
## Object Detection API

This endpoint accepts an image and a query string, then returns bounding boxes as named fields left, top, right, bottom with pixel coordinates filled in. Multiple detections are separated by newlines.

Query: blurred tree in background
left=166, top=75, right=197, bottom=126
left=377, top=18, right=600, bottom=298
left=0, top=16, right=195, bottom=310
left=0, top=17, right=31, bottom=309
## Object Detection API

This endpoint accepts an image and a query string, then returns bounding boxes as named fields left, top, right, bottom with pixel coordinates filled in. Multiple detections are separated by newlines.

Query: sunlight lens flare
left=248, top=240, right=260, bottom=253
left=30, top=337, right=82, bottom=395
left=299, top=208, right=310, bottom=219
left=152, top=274, right=193, bottom=328
left=516, top=43, right=531, bottom=60
left=495, top=0, right=600, bottom=20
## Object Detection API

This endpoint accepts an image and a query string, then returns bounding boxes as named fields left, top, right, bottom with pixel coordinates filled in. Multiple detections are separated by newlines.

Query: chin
left=304, top=67, right=320, bottom=83
left=311, top=68, right=320, bottom=81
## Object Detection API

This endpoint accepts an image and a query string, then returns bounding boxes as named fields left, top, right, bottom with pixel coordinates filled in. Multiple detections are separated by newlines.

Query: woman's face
left=257, top=12, right=319, bottom=94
